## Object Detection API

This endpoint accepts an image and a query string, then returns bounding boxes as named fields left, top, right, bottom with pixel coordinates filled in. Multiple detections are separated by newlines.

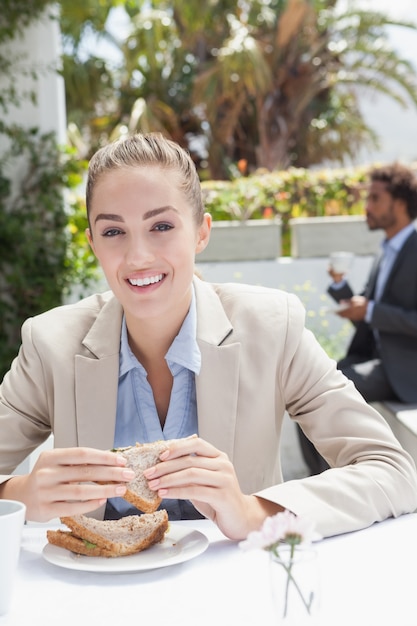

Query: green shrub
left=0, top=124, right=97, bottom=378
left=202, top=165, right=372, bottom=255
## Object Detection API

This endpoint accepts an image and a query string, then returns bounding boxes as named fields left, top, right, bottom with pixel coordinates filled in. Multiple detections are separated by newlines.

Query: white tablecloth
left=1, top=513, right=416, bottom=626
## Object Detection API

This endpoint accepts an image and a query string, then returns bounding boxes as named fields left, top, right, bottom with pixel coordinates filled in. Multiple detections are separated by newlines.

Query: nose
left=125, top=233, right=155, bottom=266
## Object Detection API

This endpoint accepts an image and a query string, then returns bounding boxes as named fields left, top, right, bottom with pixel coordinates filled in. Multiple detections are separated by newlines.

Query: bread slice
left=46, top=510, right=169, bottom=557
left=114, top=441, right=168, bottom=513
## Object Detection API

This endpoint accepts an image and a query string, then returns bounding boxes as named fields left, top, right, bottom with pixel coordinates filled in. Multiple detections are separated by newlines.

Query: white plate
left=42, top=524, right=209, bottom=573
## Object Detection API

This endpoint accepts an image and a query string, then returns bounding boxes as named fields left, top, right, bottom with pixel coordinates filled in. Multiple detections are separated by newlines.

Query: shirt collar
left=384, top=223, right=415, bottom=253
left=119, top=286, right=201, bottom=377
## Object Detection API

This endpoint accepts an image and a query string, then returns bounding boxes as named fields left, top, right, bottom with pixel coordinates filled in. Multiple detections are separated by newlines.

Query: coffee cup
left=0, top=500, right=26, bottom=615
left=329, top=251, right=354, bottom=274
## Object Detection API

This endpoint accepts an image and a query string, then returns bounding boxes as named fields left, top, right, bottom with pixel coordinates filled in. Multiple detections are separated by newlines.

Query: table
left=1, top=513, right=416, bottom=626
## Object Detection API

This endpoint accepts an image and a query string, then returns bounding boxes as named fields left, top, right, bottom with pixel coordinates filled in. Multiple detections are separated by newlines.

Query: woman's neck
left=125, top=304, right=190, bottom=366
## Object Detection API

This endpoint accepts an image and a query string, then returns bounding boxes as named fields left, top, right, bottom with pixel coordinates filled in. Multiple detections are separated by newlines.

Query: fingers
left=158, top=434, right=219, bottom=461
left=143, top=437, right=237, bottom=503
left=38, top=479, right=127, bottom=510
left=37, top=446, right=129, bottom=469
left=35, top=447, right=134, bottom=481
left=40, top=462, right=135, bottom=486
left=144, top=436, right=224, bottom=480
left=146, top=457, right=229, bottom=491
left=23, top=447, right=137, bottom=522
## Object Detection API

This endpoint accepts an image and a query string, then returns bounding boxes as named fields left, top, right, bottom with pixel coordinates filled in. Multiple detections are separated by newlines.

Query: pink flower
left=239, top=511, right=321, bottom=618
left=239, top=510, right=320, bottom=552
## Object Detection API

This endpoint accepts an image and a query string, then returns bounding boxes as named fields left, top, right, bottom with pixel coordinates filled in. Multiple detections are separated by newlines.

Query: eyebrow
left=143, top=206, right=179, bottom=219
left=94, top=213, right=124, bottom=224
left=94, top=206, right=178, bottom=224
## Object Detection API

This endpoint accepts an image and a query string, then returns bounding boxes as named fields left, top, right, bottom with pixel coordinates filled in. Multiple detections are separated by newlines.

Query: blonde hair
left=86, top=133, right=205, bottom=226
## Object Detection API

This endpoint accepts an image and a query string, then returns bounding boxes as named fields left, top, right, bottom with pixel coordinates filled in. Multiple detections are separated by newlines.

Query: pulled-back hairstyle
left=86, top=133, right=205, bottom=227
left=370, top=163, right=417, bottom=220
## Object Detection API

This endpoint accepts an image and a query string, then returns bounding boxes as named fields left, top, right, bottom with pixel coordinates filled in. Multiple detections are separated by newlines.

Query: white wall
left=0, top=8, right=66, bottom=146
left=0, top=9, right=67, bottom=236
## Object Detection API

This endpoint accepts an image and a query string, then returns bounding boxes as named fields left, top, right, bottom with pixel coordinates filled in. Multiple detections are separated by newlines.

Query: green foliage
left=201, top=164, right=375, bottom=254
left=0, top=125, right=96, bottom=379
left=0, top=0, right=98, bottom=379
left=0, top=1, right=55, bottom=115
left=0, top=0, right=52, bottom=41
left=59, top=0, right=417, bottom=176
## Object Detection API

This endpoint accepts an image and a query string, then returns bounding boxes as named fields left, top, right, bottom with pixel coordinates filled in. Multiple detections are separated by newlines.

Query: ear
left=394, top=198, right=408, bottom=215
left=393, top=198, right=412, bottom=225
left=195, top=213, right=212, bottom=254
left=85, top=228, right=97, bottom=256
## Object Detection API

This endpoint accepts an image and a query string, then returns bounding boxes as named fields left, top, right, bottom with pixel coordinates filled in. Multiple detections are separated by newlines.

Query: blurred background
left=1, top=0, right=417, bottom=381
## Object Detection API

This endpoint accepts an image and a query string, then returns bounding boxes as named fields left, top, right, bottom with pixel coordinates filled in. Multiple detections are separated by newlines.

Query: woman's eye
left=152, top=223, right=173, bottom=232
left=102, top=228, right=123, bottom=237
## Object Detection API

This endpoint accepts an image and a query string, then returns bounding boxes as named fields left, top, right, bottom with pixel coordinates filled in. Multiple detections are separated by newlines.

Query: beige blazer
left=1, top=277, right=416, bottom=537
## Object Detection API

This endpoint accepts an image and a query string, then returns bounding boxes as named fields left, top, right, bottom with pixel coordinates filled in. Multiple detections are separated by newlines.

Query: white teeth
left=128, top=274, right=164, bottom=287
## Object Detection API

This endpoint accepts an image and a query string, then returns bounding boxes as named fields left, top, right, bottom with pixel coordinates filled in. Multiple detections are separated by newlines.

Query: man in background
left=298, top=162, right=417, bottom=475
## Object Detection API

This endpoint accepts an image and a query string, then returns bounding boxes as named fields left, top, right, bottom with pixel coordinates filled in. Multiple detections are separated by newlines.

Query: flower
left=239, top=509, right=317, bottom=552
left=239, top=511, right=321, bottom=617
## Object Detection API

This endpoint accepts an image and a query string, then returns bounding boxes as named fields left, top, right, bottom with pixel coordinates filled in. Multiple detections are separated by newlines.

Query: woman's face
left=86, top=166, right=211, bottom=327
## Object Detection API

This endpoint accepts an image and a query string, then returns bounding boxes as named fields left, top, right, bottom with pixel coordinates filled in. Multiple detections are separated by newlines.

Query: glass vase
left=269, top=546, right=320, bottom=625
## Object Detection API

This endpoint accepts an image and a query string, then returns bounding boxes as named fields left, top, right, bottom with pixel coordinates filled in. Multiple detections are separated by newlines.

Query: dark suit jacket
left=328, top=227, right=417, bottom=403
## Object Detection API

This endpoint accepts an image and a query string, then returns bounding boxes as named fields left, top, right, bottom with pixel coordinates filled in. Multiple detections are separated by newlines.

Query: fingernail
left=159, top=450, right=169, bottom=460
left=115, top=485, right=127, bottom=495
left=143, top=466, right=155, bottom=477
left=122, top=469, right=135, bottom=480
left=148, top=479, right=160, bottom=489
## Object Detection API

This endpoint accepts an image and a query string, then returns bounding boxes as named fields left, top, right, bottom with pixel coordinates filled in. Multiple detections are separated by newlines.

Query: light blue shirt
left=366, top=223, right=415, bottom=322
left=107, top=289, right=202, bottom=520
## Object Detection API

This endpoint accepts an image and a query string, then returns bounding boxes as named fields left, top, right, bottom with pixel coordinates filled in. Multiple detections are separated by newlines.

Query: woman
left=0, top=133, right=416, bottom=540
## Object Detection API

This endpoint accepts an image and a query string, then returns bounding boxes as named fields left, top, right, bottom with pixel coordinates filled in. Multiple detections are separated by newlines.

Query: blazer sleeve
left=254, top=323, right=417, bottom=538
left=0, top=317, right=53, bottom=478
left=327, top=281, right=354, bottom=302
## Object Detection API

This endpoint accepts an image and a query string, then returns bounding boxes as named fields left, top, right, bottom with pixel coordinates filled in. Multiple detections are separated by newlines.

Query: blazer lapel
left=75, top=296, right=123, bottom=450
left=366, top=248, right=384, bottom=299
left=193, top=278, right=240, bottom=459
left=73, top=281, right=242, bottom=458
left=380, top=229, right=417, bottom=298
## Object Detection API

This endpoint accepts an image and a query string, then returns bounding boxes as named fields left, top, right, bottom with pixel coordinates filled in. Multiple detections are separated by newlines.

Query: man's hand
left=336, top=296, right=368, bottom=321
left=328, top=266, right=346, bottom=283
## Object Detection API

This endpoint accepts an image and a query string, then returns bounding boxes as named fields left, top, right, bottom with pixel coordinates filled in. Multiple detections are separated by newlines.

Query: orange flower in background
left=237, top=159, right=248, bottom=175
left=275, top=191, right=290, bottom=202
left=325, top=199, right=342, bottom=215
left=263, top=206, right=274, bottom=218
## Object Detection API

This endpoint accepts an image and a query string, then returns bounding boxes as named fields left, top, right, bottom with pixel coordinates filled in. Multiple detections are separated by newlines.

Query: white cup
left=0, top=500, right=26, bottom=615
left=329, top=251, right=354, bottom=274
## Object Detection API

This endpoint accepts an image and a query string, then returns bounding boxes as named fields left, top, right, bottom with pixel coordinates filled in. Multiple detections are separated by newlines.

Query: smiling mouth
left=127, top=274, right=164, bottom=287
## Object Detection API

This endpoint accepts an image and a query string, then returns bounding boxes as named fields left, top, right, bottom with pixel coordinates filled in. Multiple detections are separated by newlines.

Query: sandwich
left=111, top=441, right=169, bottom=513
left=47, top=440, right=171, bottom=557
left=47, top=510, right=169, bottom=557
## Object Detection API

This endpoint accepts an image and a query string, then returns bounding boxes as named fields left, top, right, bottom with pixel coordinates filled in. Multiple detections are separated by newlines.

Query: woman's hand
left=143, top=435, right=283, bottom=540
left=0, top=447, right=135, bottom=522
